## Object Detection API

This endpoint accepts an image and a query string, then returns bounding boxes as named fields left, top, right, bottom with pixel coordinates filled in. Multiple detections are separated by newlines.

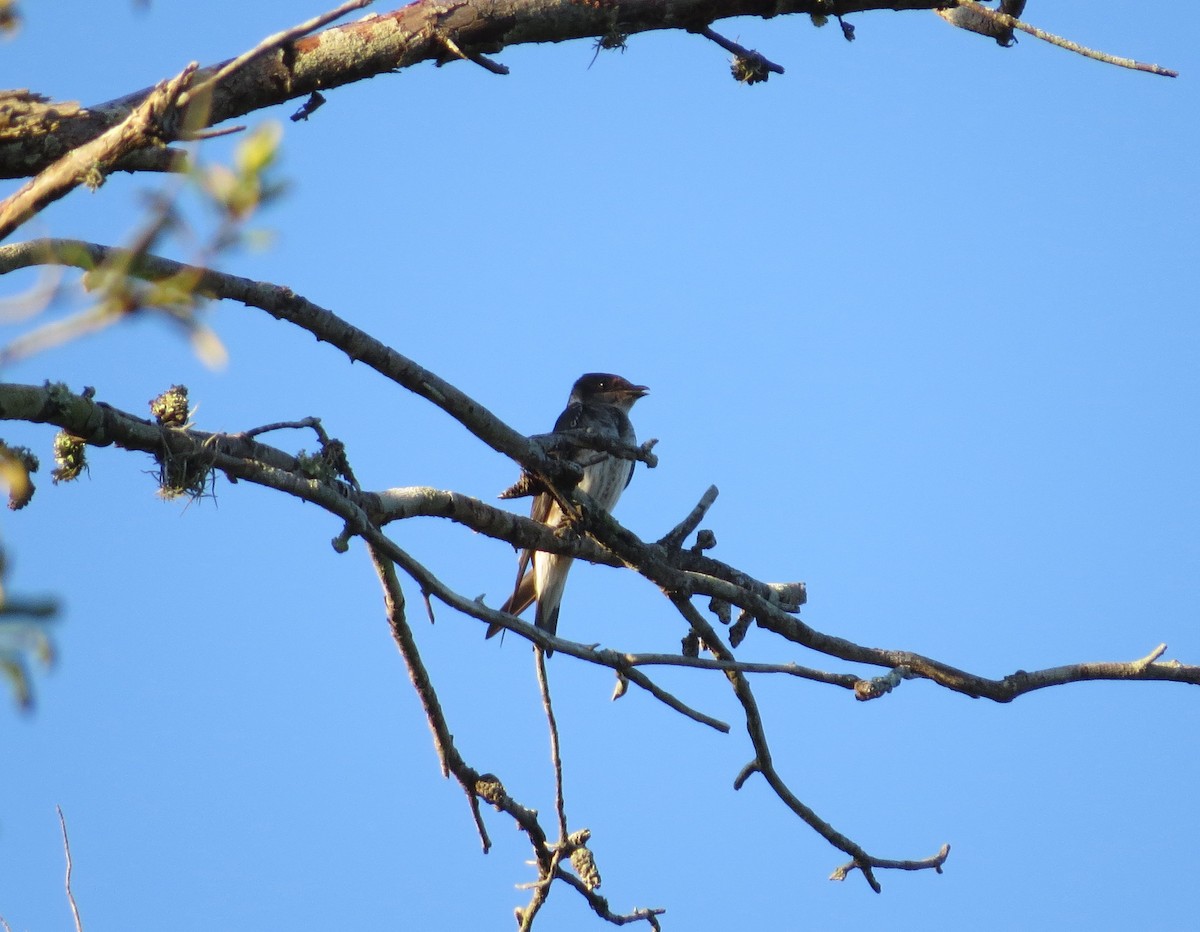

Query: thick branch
left=0, top=67, right=197, bottom=241
left=0, top=239, right=555, bottom=479
left=2, top=1, right=1172, bottom=183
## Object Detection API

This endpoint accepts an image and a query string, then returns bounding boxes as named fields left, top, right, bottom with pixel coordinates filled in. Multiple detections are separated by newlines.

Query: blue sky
left=2, top=1, right=1197, bottom=928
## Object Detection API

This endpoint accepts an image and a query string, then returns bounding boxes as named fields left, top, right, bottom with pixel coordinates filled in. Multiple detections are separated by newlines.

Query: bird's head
left=571, top=373, right=649, bottom=412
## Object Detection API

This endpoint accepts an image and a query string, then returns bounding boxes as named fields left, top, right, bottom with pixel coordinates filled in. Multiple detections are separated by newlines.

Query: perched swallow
left=488, top=373, right=649, bottom=654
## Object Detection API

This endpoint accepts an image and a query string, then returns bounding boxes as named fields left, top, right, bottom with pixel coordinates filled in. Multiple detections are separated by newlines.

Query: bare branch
left=437, top=33, right=511, bottom=76
left=2, top=1, right=1175, bottom=184
left=554, top=867, right=666, bottom=929
left=598, top=649, right=862, bottom=690
left=0, top=239, right=558, bottom=483
left=534, top=429, right=659, bottom=470
left=940, top=1, right=1178, bottom=76
left=369, top=538, right=665, bottom=923
left=517, top=647, right=569, bottom=928
left=378, top=555, right=488, bottom=835
left=237, top=417, right=325, bottom=441
left=666, top=594, right=890, bottom=892
left=0, top=66, right=196, bottom=242
left=1, top=328, right=1195, bottom=897
left=831, top=843, right=951, bottom=882
left=56, top=806, right=84, bottom=932
left=657, top=484, right=719, bottom=551
left=694, top=26, right=785, bottom=84
left=179, top=0, right=374, bottom=109
left=3, top=373, right=1197, bottom=711
left=539, top=649, right=569, bottom=844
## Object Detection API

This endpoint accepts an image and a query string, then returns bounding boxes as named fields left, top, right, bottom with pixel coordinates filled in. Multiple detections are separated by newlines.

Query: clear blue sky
left=2, top=2, right=1197, bottom=928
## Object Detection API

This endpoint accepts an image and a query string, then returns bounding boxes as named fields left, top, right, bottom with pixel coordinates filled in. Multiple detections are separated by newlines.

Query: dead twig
left=943, top=1, right=1177, bottom=76
left=57, top=805, right=84, bottom=932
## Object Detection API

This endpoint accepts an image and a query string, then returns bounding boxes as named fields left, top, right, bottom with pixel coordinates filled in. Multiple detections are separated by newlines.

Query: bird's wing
left=486, top=400, right=627, bottom=642
left=557, top=401, right=638, bottom=490
left=552, top=401, right=586, bottom=432
left=484, top=483, right=555, bottom=638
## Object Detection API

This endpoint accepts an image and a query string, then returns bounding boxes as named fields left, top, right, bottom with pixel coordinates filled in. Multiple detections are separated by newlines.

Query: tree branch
left=0, top=325, right=1194, bottom=897
left=666, top=593, right=891, bottom=892
left=179, top=0, right=374, bottom=111
left=940, top=1, right=1178, bottom=76
left=0, top=238, right=567, bottom=485
left=0, top=66, right=197, bottom=242
left=367, top=544, right=497, bottom=850
left=56, top=806, right=84, bottom=932
left=516, top=647, right=570, bottom=929
left=2, top=355, right=1195, bottom=713
left=1, top=1, right=1174, bottom=183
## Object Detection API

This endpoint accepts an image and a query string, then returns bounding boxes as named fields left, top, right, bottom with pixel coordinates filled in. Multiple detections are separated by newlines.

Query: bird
left=487, top=373, right=649, bottom=654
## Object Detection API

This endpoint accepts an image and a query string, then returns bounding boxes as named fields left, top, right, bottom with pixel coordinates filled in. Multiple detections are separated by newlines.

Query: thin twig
left=181, top=0, right=374, bottom=107
left=601, top=649, right=861, bottom=690
left=951, top=0, right=1177, bottom=76
left=56, top=805, right=84, bottom=932
left=536, top=648, right=569, bottom=844
left=668, top=595, right=887, bottom=892
left=1132, top=642, right=1168, bottom=672
left=237, top=417, right=326, bottom=441
left=516, top=647, right=570, bottom=929
left=554, top=867, right=666, bottom=929
left=368, top=537, right=666, bottom=921
left=437, top=33, right=510, bottom=75
left=178, top=124, right=246, bottom=142
left=367, top=544, right=493, bottom=851
left=533, top=429, right=658, bottom=469
left=695, top=26, right=785, bottom=76
left=657, top=485, right=719, bottom=550
left=361, top=519, right=732, bottom=732
left=831, top=843, right=951, bottom=882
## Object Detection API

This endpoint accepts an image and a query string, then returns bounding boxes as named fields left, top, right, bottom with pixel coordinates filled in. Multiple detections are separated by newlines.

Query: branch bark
left=0, top=0, right=1175, bottom=186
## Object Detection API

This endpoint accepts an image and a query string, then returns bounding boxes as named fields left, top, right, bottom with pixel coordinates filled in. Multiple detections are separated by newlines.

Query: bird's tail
left=485, top=565, right=537, bottom=640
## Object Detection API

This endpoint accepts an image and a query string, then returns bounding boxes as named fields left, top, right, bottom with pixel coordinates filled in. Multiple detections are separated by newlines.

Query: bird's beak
left=627, top=384, right=650, bottom=399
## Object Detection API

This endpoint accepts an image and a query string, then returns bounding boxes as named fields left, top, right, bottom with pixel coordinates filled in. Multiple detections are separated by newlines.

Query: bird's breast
left=579, top=457, right=633, bottom=513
